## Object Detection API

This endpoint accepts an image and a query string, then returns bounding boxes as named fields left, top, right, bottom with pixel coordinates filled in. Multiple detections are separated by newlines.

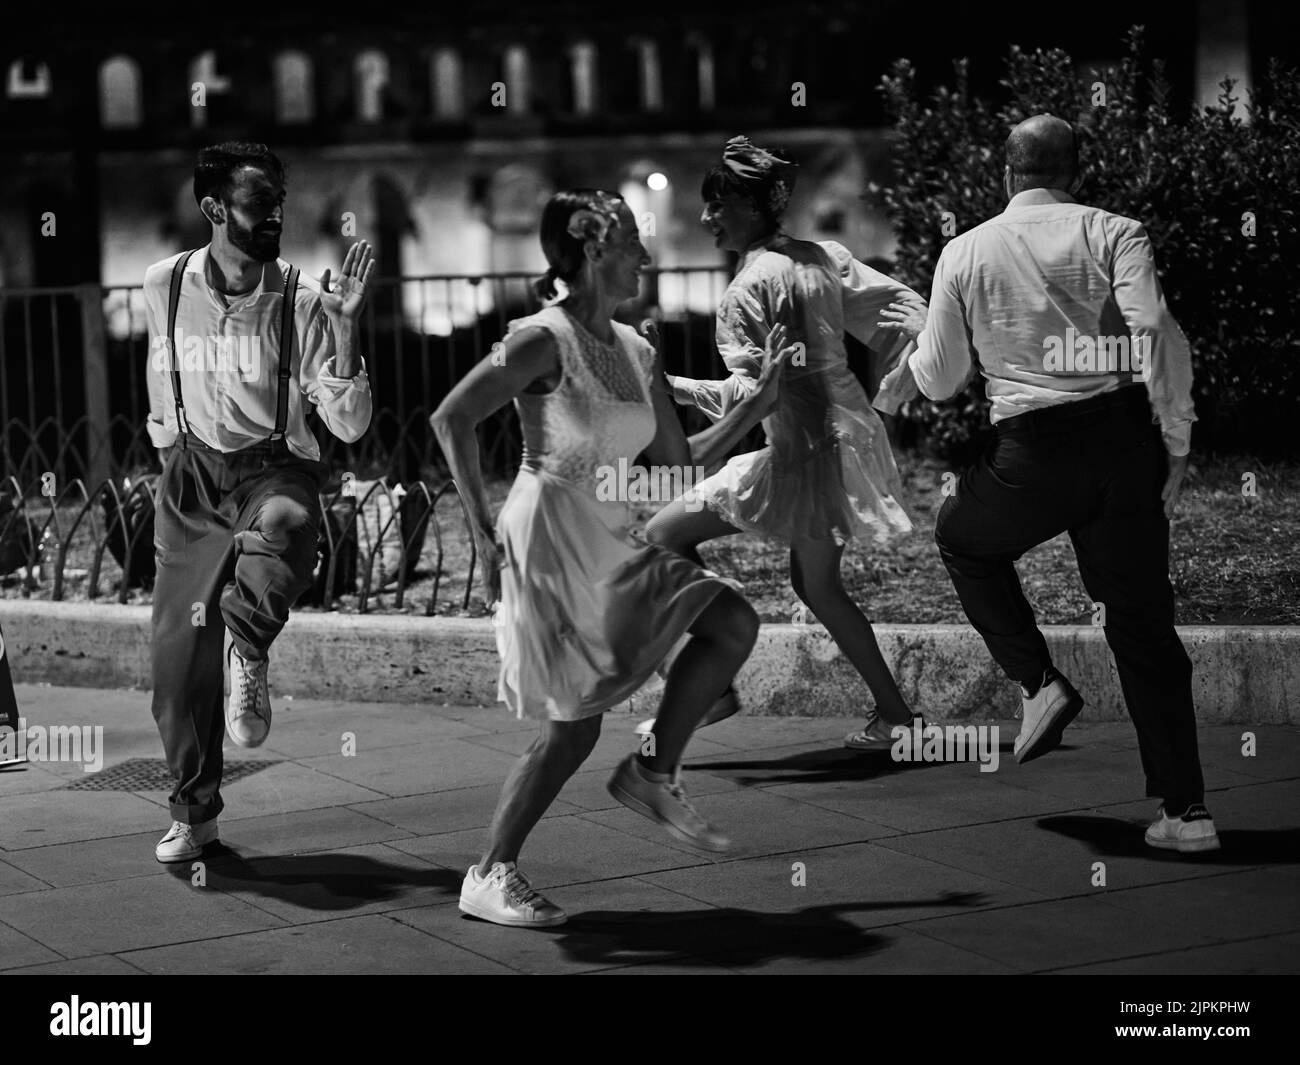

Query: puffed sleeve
left=820, top=241, right=924, bottom=406
left=668, top=266, right=777, bottom=423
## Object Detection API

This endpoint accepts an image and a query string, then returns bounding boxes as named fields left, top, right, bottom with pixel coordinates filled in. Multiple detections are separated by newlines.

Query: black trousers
left=934, top=386, right=1204, bottom=811
left=150, top=434, right=326, bottom=824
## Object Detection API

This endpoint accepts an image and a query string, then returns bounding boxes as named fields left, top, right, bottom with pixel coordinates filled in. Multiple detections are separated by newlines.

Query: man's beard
left=228, top=215, right=281, bottom=262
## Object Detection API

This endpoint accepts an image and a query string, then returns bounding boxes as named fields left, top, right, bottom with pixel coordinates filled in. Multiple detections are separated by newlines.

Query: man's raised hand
left=319, top=240, right=375, bottom=322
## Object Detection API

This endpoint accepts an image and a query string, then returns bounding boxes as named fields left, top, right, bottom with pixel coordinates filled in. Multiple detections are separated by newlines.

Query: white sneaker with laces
left=844, top=712, right=924, bottom=751
left=458, top=862, right=567, bottom=927
left=1014, top=668, right=1083, bottom=764
left=155, top=818, right=219, bottom=863
left=225, top=629, right=271, bottom=748
left=1145, top=803, right=1221, bottom=853
left=607, top=754, right=730, bottom=852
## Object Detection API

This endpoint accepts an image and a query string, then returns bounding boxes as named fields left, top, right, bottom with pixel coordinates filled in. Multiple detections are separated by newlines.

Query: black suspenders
left=164, top=251, right=300, bottom=444
left=270, top=265, right=300, bottom=441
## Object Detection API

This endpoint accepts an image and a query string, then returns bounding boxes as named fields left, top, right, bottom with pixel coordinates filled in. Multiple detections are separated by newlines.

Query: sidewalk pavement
left=0, top=683, right=1296, bottom=975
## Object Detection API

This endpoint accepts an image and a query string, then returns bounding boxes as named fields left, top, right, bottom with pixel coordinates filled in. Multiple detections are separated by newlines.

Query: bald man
left=876, top=114, right=1217, bottom=853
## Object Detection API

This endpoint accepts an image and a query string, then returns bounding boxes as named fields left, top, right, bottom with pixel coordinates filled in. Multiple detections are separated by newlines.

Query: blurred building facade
left=0, top=0, right=1271, bottom=304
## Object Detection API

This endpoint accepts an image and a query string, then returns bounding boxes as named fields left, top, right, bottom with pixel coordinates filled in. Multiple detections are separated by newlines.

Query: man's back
left=913, top=187, right=1196, bottom=456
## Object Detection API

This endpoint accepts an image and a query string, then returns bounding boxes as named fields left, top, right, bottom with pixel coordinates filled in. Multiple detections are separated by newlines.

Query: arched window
left=6, top=59, right=51, bottom=99
left=431, top=47, right=463, bottom=119
left=355, top=50, right=390, bottom=122
left=503, top=45, right=529, bottom=114
left=567, top=41, right=597, bottom=115
left=686, top=33, right=716, bottom=112
left=274, top=50, right=314, bottom=124
left=99, top=55, right=142, bottom=128
left=188, top=51, right=231, bottom=129
left=633, top=38, right=662, bottom=112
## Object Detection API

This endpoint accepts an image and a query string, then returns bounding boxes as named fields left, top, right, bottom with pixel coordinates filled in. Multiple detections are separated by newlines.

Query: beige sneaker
left=844, top=712, right=924, bottom=751
left=225, top=629, right=271, bottom=748
left=155, top=818, right=218, bottom=863
left=1145, top=804, right=1221, bottom=853
left=458, top=862, right=567, bottom=927
left=608, top=754, right=730, bottom=852
left=1014, top=668, right=1083, bottom=764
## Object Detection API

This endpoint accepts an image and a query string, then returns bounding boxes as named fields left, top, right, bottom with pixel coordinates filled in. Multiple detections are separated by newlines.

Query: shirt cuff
left=1162, top=424, right=1192, bottom=457
left=318, top=356, right=370, bottom=393
left=146, top=418, right=178, bottom=449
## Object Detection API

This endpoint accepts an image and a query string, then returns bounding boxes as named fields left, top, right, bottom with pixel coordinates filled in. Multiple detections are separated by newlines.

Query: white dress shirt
left=144, top=246, right=372, bottom=461
left=874, top=189, right=1196, bottom=456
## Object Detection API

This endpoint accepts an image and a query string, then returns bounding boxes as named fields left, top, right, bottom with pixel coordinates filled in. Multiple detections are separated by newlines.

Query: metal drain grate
left=62, top=757, right=281, bottom=791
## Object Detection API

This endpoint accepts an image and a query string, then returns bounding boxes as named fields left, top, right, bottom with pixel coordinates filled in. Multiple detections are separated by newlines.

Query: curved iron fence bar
left=0, top=476, right=35, bottom=582
left=354, top=478, right=398, bottom=614
left=392, top=480, right=433, bottom=612
left=49, top=477, right=91, bottom=601
left=6, top=420, right=54, bottom=488
left=424, top=482, right=447, bottom=617
left=59, top=476, right=111, bottom=602
left=430, top=477, right=478, bottom=613
left=317, top=485, right=356, bottom=613
left=90, top=478, right=130, bottom=602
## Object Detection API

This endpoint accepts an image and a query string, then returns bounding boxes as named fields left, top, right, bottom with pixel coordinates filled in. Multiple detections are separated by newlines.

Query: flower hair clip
left=567, top=209, right=612, bottom=244
left=566, top=193, right=622, bottom=246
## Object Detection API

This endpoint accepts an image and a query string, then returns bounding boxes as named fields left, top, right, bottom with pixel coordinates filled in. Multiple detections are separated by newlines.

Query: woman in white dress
left=644, top=136, right=926, bottom=750
left=431, top=189, right=793, bottom=928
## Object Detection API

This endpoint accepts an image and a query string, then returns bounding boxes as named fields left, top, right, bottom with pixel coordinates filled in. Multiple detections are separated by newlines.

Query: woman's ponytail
left=532, top=265, right=559, bottom=302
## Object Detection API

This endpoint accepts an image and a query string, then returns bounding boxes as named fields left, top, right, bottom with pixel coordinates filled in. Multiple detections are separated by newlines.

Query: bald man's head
left=1005, top=114, right=1079, bottom=195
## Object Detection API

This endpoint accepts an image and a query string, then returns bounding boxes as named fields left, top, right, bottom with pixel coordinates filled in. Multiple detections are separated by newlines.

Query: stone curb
left=1, top=601, right=1295, bottom=723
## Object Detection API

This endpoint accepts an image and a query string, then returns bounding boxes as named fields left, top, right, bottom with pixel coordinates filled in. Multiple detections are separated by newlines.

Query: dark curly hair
left=193, top=142, right=285, bottom=208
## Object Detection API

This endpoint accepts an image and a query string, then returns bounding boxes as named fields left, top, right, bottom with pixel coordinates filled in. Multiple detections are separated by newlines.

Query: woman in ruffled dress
left=432, top=189, right=793, bottom=928
left=642, top=136, right=926, bottom=750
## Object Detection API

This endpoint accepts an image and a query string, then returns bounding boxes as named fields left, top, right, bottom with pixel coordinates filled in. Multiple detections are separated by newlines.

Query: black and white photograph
left=0, top=0, right=1295, bottom=1022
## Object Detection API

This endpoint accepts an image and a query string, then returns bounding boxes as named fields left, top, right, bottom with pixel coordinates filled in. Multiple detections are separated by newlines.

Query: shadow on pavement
left=164, top=845, right=462, bottom=910
left=686, top=747, right=963, bottom=786
left=550, top=892, right=989, bottom=968
left=1037, top=815, right=1300, bottom=864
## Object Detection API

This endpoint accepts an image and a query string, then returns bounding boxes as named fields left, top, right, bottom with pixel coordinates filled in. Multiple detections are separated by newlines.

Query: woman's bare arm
left=430, top=325, right=558, bottom=602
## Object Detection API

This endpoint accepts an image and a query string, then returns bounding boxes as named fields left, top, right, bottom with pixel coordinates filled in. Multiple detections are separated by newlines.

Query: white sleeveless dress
left=494, top=305, right=741, bottom=721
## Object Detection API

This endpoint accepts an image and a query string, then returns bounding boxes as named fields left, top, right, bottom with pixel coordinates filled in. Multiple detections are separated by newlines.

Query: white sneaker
left=607, top=754, right=730, bottom=852
left=844, top=712, right=924, bottom=751
left=1145, top=804, right=1221, bottom=853
left=458, top=862, right=567, bottom=927
left=1014, top=668, right=1083, bottom=764
left=155, top=819, right=218, bottom=863
left=225, top=629, right=271, bottom=748
left=634, top=686, right=742, bottom=737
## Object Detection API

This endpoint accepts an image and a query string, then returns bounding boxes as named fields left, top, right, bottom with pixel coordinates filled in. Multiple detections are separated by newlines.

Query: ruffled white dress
left=494, top=305, right=739, bottom=721
left=670, top=236, right=916, bottom=547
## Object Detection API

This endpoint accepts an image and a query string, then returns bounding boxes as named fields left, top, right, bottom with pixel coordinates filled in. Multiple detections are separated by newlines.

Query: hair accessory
left=565, top=192, right=622, bottom=246
left=721, top=135, right=798, bottom=217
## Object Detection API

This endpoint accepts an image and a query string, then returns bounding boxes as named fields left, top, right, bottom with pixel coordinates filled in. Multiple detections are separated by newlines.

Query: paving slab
left=298, top=737, right=521, bottom=798
left=200, top=841, right=462, bottom=923
left=387, top=814, right=711, bottom=888
left=391, top=876, right=718, bottom=974
left=0, top=685, right=1293, bottom=974
left=1053, top=932, right=1300, bottom=975
left=119, top=913, right=515, bottom=974
left=640, top=842, right=1045, bottom=927
left=0, top=791, right=168, bottom=851
left=0, top=874, right=286, bottom=958
left=346, top=784, right=583, bottom=837
left=905, top=895, right=1223, bottom=972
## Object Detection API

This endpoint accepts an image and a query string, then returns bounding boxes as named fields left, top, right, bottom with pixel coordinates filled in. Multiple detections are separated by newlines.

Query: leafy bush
left=868, top=26, right=1300, bottom=462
